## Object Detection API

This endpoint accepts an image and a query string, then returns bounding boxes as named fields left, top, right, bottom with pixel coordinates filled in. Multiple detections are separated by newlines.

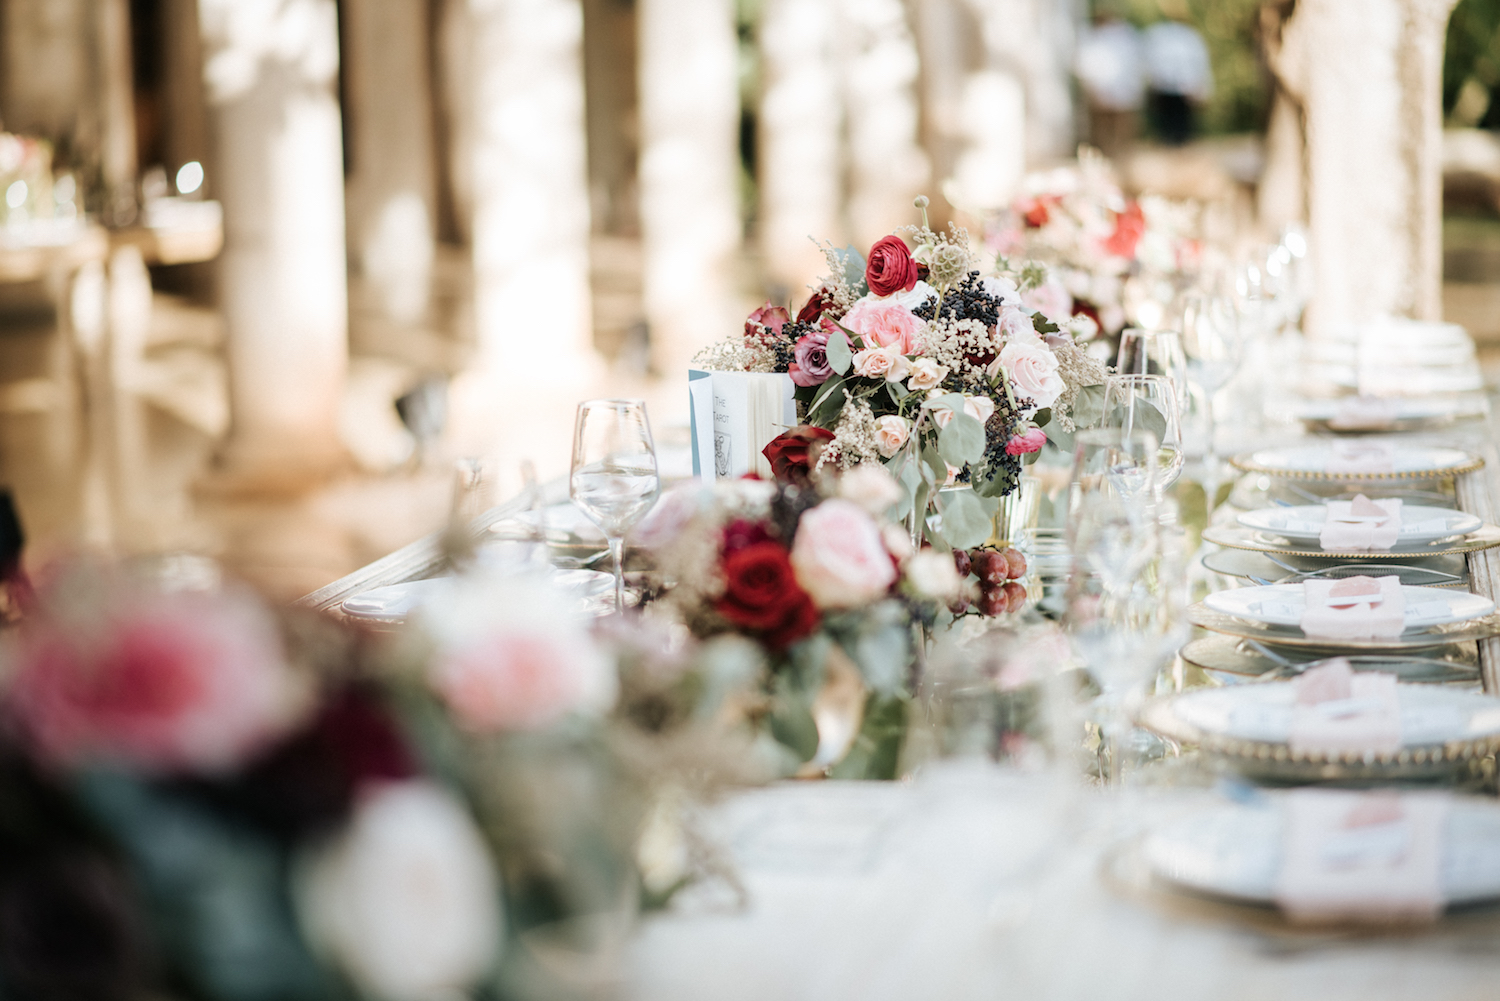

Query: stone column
left=197, top=0, right=350, bottom=486
left=468, top=0, right=595, bottom=375
left=1266, top=0, right=1458, bottom=335
left=759, top=0, right=843, bottom=300
left=637, top=0, right=742, bottom=376
left=342, top=0, right=438, bottom=324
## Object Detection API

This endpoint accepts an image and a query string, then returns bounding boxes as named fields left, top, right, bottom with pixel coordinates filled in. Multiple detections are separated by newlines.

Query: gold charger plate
left=1230, top=446, right=1484, bottom=481
left=1178, top=634, right=1480, bottom=684
left=1201, top=523, right=1500, bottom=560
left=1186, top=602, right=1500, bottom=651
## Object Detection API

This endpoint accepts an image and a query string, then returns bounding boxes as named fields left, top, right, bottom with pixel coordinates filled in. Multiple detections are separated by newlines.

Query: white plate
left=1237, top=445, right=1479, bottom=476
left=341, top=569, right=618, bottom=624
left=1235, top=504, right=1481, bottom=546
left=1164, top=683, right=1500, bottom=747
left=1201, top=583, right=1494, bottom=631
left=1143, top=797, right=1500, bottom=908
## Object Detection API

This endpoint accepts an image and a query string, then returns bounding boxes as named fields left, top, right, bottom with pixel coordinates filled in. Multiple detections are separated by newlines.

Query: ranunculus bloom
left=1101, top=201, right=1146, bottom=259
left=790, top=499, right=898, bottom=609
left=424, top=576, right=617, bottom=732
left=852, top=344, right=911, bottom=382
left=298, top=780, right=503, bottom=1001
left=789, top=327, right=834, bottom=387
left=763, top=426, right=835, bottom=484
left=4, top=563, right=303, bottom=775
left=999, top=338, right=1065, bottom=411
left=842, top=299, right=925, bottom=353
left=906, top=357, right=948, bottom=391
left=1006, top=427, right=1048, bottom=455
left=837, top=464, right=904, bottom=514
left=864, top=235, right=920, bottom=297
left=716, top=541, right=820, bottom=649
left=874, top=415, right=911, bottom=458
left=744, top=302, right=789, bottom=343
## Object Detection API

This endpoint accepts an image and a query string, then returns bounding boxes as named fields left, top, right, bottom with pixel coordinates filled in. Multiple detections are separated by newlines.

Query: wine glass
left=570, top=399, right=661, bottom=613
left=1115, top=328, right=1189, bottom=417
left=1179, top=292, right=1241, bottom=491
left=1100, top=375, right=1183, bottom=492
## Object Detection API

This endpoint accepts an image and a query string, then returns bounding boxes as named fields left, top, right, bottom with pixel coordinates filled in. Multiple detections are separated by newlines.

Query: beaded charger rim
left=1229, top=448, right=1484, bottom=481
left=1201, top=523, right=1500, bottom=560
left=1176, top=635, right=1480, bottom=683
left=1185, top=603, right=1500, bottom=650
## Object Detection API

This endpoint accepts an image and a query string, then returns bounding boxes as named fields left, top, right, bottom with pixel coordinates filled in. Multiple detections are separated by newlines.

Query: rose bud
left=1003, top=581, right=1028, bottom=613
left=953, top=549, right=972, bottom=578
left=1003, top=548, right=1027, bottom=580
left=978, top=587, right=1008, bottom=617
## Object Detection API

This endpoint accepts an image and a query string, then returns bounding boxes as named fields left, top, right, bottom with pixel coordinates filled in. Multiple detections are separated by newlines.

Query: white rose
left=790, top=499, right=898, bottom=609
left=873, top=415, right=911, bottom=457
left=838, top=464, right=904, bottom=514
left=905, top=549, right=962, bottom=602
left=298, top=781, right=503, bottom=1001
left=906, top=357, right=948, bottom=392
left=964, top=395, right=995, bottom=426
left=997, top=304, right=1035, bottom=342
left=999, top=339, right=1065, bottom=411
left=852, top=344, right=912, bottom=382
left=860, top=279, right=938, bottom=312
left=982, top=275, right=1019, bottom=302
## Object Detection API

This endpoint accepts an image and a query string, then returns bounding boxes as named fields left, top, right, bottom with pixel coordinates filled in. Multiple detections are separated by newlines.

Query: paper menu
left=688, top=370, right=798, bottom=480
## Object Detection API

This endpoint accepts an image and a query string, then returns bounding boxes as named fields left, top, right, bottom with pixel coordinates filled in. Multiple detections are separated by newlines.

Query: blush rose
left=790, top=499, right=898, bottom=609
left=999, top=338, right=1065, bottom=411
left=841, top=299, right=925, bottom=354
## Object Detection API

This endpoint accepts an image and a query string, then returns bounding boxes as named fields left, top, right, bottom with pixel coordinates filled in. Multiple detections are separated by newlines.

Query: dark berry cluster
left=913, top=271, right=1004, bottom=328
left=766, top=319, right=816, bottom=373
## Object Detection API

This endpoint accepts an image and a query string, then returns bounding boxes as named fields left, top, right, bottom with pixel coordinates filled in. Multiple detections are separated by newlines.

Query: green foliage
left=1444, top=0, right=1500, bottom=127
left=936, top=413, right=986, bottom=468
left=939, top=488, right=995, bottom=550
left=827, top=694, right=909, bottom=781
left=825, top=328, right=853, bottom=374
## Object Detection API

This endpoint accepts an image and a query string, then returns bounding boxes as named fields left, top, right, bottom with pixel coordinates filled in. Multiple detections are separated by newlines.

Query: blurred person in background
left=1142, top=15, right=1213, bottom=145
left=1075, top=12, right=1146, bottom=160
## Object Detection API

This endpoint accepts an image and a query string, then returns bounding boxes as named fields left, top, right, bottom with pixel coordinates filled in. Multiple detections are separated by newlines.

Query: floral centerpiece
left=985, top=148, right=1203, bottom=338
left=696, top=197, right=1107, bottom=554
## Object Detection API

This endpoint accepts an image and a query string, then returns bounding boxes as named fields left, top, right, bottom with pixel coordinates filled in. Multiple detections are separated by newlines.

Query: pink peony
left=789, top=499, right=898, bottom=609
left=4, top=563, right=302, bottom=775
left=841, top=299, right=925, bottom=354
left=1006, top=427, right=1047, bottom=455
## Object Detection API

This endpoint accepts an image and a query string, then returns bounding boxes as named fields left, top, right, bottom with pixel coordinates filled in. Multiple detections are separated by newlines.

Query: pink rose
left=789, top=327, right=835, bottom=387
left=4, top=561, right=302, bottom=775
left=745, top=302, right=789, bottom=344
left=842, top=299, right=925, bottom=354
left=906, top=357, right=947, bottom=391
left=852, top=344, right=912, bottom=382
left=873, top=415, right=911, bottom=457
left=998, top=338, right=1065, bottom=410
left=1006, top=427, right=1047, bottom=455
left=997, top=304, right=1035, bottom=342
left=1022, top=280, right=1072, bottom=323
left=964, top=396, right=995, bottom=425
left=631, top=483, right=703, bottom=550
left=790, top=499, right=898, bottom=609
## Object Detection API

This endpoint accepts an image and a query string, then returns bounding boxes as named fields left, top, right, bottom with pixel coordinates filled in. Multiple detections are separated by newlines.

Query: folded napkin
left=1325, top=441, right=1396, bottom=474
left=1318, top=495, right=1402, bottom=551
left=1275, top=789, right=1450, bottom=924
left=1288, top=658, right=1402, bottom=755
left=1299, top=575, right=1406, bottom=641
left=1328, top=396, right=1398, bottom=431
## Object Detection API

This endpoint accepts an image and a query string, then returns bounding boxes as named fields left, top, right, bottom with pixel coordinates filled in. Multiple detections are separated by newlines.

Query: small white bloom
left=862, top=279, right=938, bottom=312
left=906, top=357, right=948, bottom=392
left=905, top=550, right=963, bottom=602
left=982, top=275, right=1019, bottom=302
left=838, top=464, right=905, bottom=514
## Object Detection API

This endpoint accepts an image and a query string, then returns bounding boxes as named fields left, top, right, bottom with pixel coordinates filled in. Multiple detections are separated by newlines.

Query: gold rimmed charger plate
left=1186, top=602, right=1500, bottom=651
left=1230, top=447, right=1484, bottom=481
left=1178, top=634, right=1480, bottom=684
left=1201, top=523, right=1500, bottom=560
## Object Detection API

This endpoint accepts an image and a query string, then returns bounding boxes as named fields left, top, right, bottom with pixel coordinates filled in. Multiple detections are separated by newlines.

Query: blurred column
left=469, top=0, right=595, bottom=374
left=839, top=0, right=931, bottom=247
left=638, top=0, right=741, bottom=375
left=197, top=0, right=350, bottom=486
left=759, top=0, right=842, bottom=301
left=343, top=0, right=438, bottom=324
left=1268, top=0, right=1457, bottom=335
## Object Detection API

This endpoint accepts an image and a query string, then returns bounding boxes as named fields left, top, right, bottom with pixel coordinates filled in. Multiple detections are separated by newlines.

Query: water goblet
left=1116, top=327, right=1189, bottom=415
left=1100, top=375, right=1183, bottom=492
left=570, top=399, right=661, bottom=614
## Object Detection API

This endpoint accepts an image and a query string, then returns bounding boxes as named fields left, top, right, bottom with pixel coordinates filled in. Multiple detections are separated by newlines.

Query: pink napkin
left=1288, top=658, right=1402, bottom=755
left=1275, top=789, right=1450, bottom=924
left=1299, top=575, right=1406, bottom=641
left=1318, top=495, right=1402, bottom=551
left=1326, top=441, right=1396, bottom=474
left=1328, top=396, right=1398, bottom=431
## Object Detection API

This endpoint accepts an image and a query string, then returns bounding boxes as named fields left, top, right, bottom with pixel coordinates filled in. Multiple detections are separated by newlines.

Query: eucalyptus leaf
left=887, top=380, right=910, bottom=403
left=827, top=694, right=908, bottom=781
left=1032, top=407, right=1051, bottom=428
left=929, top=392, right=967, bottom=414
left=1046, top=422, right=1075, bottom=455
left=921, top=443, right=948, bottom=485
left=1072, top=382, right=1106, bottom=429
left=1105, top=401, right=1167, bottom=446
left=939, top=487, right=993, bottom=549
left=938, top=412, right=986, bottom=467
left=809, top=376, right=847, bottom=425
left=825, top=329, right=853, bottom=375
left=839, top=245, right=869, bottom=297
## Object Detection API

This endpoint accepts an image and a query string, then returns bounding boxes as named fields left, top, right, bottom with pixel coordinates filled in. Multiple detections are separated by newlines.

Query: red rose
left=864, top=235, right=919, bottom=298
left=1101, top=201, right=1145, bottom=259
left=745, top=302, right=790, bottom=343
left=797, top=289, right=833, bottom=324
left=716, top=541, right=820, bottom=649
left=762, top=426, right=835, bottom=485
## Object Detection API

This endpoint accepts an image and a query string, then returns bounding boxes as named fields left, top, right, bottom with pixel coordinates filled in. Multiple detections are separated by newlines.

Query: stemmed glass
left=1116, top=327, right=1189, bottom=417
left=1100, top=375, right=1183, bottom=493
left=1179, top=292, right=1242, bottom=490
left=570, top=399, right=661, bottom=613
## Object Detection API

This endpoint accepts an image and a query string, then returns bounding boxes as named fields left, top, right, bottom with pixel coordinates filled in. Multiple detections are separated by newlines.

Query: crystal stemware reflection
left=1116, top=327, right=1189, bottom=414
left=570, top=399, right=661, bottom=613
left=1100, top=374, right=1184, bottom=492
left=1179, top=292, right=1242, bottom=490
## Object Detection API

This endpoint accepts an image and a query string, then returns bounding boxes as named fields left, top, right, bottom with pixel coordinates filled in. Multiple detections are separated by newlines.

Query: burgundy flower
left=762, top=426, right=836, bottom=485
left=797, top=289, right=834, bottom=324
left=716, top=542, right=820, bottom=649
left=789, top=328, right=834, bottom=387
left=745, top=303, right=790, bottom=344
left=722, top=518, right=774, bottom=555
left=864, top=236, right=920, bottom=298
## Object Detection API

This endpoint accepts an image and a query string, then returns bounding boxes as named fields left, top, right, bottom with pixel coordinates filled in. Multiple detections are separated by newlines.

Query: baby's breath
left=816, top=395, right=881, bottom=472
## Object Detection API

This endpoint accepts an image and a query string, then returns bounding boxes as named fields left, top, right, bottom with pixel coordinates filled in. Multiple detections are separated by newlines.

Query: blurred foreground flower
left=2, top=560, right=305, bottom=775
left=298, top=780, right=502, bottom=1001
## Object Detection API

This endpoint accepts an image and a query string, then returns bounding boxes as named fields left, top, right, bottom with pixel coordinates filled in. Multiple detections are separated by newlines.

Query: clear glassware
left=1100, top=375, right=1183, bottom=492
left=1115, top=327, right=1189, bottom=413
left=570, top=399, right=661, bottom=613
left=1179, top=294, right=1241, bottom=396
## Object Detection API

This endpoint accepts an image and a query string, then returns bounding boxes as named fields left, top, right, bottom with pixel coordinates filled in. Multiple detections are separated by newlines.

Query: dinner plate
left=1201, top=523, right=1500, bottom=560
left=1138, top=683, right=1500, bottom=781
left=1143, top=797, right=1500, bottom=909
left=1186, top=602, right=1500, bottom=651
left=1231, top=445, right=1483, bottom=480
left=1177, top=635, right=1480, bottom=685
left=1202, top=583, right=1494, bottom=631
left=1236, top=504, right=1481, bottom=547
left=341, top=569, right=620, bottom=625
left=1198, top=547, right=1469, bottom=588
